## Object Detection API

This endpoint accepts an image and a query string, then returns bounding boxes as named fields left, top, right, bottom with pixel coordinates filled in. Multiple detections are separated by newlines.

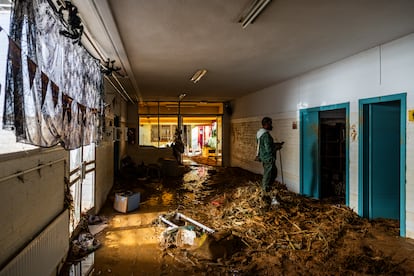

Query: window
left=0, top=2, right=36, bottom=154
left=138, top=102, right=223, bottom=156
left=0, top=5, right=11, bottom=116
left=0, top=6, right=11, bottom=125
left=69, top=143, right=96, bottom=233
left=139, top=115, right=178, bottom=147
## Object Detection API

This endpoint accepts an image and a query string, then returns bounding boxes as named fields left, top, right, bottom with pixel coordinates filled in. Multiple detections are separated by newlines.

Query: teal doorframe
left=358, top=93, right=406, bottom=237
left=300, top=103, right=350, bottom=205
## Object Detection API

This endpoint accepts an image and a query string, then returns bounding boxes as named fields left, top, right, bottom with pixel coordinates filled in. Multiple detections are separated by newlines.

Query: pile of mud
left=159, top=174, right=411, bottom=275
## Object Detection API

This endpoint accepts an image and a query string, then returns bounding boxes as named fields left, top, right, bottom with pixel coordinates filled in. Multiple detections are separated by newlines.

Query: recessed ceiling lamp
left=239, top=0, right=272, bottom=29
left=190, top=69, right=208, bottom=84
left=178, top=93, right=187, bottom=101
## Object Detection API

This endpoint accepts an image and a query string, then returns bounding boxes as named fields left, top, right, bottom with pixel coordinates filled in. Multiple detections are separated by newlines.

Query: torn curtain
left=3, top=0, right=104, bottom=150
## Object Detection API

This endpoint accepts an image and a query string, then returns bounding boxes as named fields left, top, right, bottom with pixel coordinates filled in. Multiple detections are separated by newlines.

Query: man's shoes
left=271, top=197, right=279, bottom=206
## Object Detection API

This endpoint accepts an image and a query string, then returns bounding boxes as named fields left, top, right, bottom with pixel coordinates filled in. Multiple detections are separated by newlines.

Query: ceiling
left=72, top=0, right=414, bottom=103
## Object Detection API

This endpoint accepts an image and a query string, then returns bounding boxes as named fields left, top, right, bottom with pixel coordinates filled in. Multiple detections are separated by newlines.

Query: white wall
left=95, top=141, right=114, bottom=213
left=0, top=147, right=67, bottom=268
left=0, top=98, right=117, bottom=271
left=383, top=35, right=414, bottom=238
left=231, top=33, right=414, bottom=237
left=0, top=140, right=114, bottom=272
left=119, top=97, right=128, bottom=159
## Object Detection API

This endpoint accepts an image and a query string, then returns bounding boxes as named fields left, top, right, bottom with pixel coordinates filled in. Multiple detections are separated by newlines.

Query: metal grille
left=0, top=210, right=69, bottom=276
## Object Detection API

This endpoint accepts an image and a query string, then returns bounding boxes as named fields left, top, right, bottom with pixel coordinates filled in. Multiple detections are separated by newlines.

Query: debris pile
left=66, top=214, right=107, bottom=262
left=158, top=180, right=407, bottom=275
left=71, top=232, right=100, bottom=258
left=157, top=212, right=214, bottom=248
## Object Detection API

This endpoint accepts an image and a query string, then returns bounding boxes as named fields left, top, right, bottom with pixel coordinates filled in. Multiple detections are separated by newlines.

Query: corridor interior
left=62, top=156, right=414, bottom=275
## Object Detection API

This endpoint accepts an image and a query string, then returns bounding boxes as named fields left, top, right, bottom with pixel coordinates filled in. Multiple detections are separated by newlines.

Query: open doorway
left=182, top=116, right=222, bottom=166
left=320, top=109, right=346, bottom=203
left=138, top=102, right=223, bottom=166
left=300, top=103, right=349, bottom=205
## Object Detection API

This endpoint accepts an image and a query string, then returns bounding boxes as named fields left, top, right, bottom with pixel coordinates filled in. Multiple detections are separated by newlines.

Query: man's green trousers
left=262, top=159, right=277, bottom=193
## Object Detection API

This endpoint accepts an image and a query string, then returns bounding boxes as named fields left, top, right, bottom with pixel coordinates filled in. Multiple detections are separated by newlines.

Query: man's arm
left=274, top=141, right=284, bottom=151
left=261, top=133, right=274, bottom=162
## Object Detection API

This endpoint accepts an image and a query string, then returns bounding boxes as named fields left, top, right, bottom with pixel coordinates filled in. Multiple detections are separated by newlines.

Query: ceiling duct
left=239, top=0, right=272, bottom=29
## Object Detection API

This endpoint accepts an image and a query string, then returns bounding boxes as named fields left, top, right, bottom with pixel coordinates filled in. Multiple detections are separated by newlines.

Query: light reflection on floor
left=71, top=160, right=218, bottom=275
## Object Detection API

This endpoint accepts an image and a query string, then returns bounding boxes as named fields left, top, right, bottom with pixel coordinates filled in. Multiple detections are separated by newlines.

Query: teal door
left=300, top=109, right=319, bottom=198
left=362, top=101, right=400, bottom=219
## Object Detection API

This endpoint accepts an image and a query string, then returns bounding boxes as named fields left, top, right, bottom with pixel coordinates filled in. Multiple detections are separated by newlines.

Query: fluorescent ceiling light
left=190, top=69, right=207, bottom=84
left=239, top=0, right=272, bottom=29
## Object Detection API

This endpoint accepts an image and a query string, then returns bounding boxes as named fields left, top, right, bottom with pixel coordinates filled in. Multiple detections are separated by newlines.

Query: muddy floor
left=81, top=157, right=414, bottom=275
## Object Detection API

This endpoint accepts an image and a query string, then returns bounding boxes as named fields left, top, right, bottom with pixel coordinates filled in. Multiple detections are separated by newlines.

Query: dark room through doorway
left=319, top=108, right=346, bottom=203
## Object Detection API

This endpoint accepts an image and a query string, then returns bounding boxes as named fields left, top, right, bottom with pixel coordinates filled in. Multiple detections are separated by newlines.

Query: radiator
left=0, top=210, right=69, bottom=276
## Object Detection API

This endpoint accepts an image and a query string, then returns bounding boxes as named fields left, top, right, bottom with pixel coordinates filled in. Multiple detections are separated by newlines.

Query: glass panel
left=138, top=102, right=223, bottom=148
left=138, top=101, right=224, bottom=115
left=0, top=9, right=10, bottom=125
left=139, top=116, right=178, bottom=147
left=69, top=181, right=81, bottom=233
left=82, top=143, right=95, bottom=212
left=82, top=171, right=95, bottom=211
left=139, top=101, right=178, bottom=115
left=178, top=102, right=223, bottom=115
left=216, top=116, right=222, bottom=156
left=69, top=147, right=82, bottom=233
left=69, top=252, right=94, bottom=276
left=69, top=144, right=95, bottom=233
left=70, top=147, right=82, bottom=172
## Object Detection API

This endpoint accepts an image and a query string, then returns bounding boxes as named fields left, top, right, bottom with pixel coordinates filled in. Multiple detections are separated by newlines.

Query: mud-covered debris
left=161, top=179, right=409, bottom=275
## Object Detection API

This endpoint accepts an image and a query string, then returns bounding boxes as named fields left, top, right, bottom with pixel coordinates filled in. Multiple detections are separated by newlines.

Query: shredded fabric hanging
left=3, top=0, right=104, bottom=150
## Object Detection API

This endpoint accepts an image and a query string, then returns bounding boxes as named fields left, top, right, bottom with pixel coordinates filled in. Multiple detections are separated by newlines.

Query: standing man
left=256, top=117, right=283, bottom=203
left=172, top=128, right=185, bottom=165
